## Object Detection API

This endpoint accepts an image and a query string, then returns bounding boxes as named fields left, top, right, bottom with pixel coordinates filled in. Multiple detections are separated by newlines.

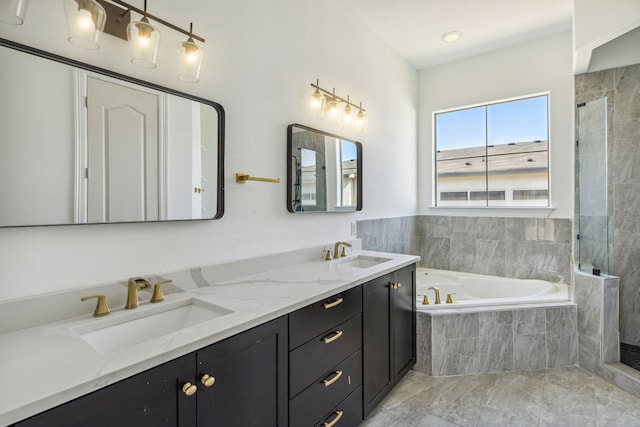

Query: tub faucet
left=126, top=277, right=152, bottom=309
left=427, top=286, right=442, bottom=304
left=333, top=241, right=352, bottom=258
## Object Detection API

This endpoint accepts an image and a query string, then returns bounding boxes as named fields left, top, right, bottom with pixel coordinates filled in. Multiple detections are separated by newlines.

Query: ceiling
left=346, top=0, right=573, bottom=70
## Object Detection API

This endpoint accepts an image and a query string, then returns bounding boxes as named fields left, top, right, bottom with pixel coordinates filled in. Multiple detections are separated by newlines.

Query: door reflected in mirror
left=0, top=38, right=224, bottom=227
left=287, top=124, right=362, bottom=213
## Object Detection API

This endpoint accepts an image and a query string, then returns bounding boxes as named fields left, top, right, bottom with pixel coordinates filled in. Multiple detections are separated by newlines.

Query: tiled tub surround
left=358, top=215, right=572, bottom=284
left=575, top=63, right=640, bottom=347
left=0, top=240, right=419, bottom=426
left=415, top=304, right=578, bottom=376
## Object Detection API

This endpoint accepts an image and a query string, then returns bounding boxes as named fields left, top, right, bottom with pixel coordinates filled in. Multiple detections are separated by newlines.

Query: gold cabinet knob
left=396, top=283, right=402, bottom=288
left=201, top=374, right=216, bottom=387
left=182, top=382, right=197, bottom=396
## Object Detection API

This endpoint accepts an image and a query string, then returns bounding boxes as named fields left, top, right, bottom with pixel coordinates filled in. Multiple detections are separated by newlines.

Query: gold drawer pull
left=323, top=370, right=343, bottom=387
left=323, top=410, right=344, bottom=427
left=201, top=374, right=216, bottom=387
left=324, top=297, right=344, bottom=309
left=182, top=382, right=197, bottom=396
left=323, top=330, right=343, bottom=344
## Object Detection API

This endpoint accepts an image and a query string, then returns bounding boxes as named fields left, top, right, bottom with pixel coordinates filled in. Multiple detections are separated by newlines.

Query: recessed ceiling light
left=441, top=31, right=462, bottom=43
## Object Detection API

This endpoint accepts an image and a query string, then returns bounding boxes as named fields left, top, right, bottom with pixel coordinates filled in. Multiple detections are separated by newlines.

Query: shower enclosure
left=576, top=97, right=609, bottom=275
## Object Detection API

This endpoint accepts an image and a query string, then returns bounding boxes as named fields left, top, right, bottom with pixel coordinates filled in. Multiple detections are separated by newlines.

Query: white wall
left=417, top=32, right=574, bottom=219
left=0, top=0, right=417, bottom=301
left=588, top=26, right=640, bottom=73
left=573, top=0, right=640, bottom=73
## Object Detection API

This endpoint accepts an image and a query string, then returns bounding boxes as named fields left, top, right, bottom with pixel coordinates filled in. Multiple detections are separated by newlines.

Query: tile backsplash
left=358, top=215, right=572, bottom=283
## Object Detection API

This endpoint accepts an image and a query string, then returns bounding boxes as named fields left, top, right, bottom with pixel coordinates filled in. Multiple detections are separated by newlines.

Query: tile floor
left=362, top=367, right=640, bottom=426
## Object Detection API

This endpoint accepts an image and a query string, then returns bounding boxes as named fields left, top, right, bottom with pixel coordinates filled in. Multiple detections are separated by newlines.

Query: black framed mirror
left=287, top=124, right=362, bottom=213
left=0, top=38, right=225, bottom=227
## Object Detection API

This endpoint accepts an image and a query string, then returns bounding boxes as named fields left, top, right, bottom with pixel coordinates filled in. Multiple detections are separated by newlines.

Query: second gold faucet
left=333, top=241, right=352, bottom=259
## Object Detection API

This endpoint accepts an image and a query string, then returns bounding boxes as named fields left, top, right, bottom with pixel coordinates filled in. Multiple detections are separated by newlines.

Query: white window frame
left=432, top=92, right=551, bottom=209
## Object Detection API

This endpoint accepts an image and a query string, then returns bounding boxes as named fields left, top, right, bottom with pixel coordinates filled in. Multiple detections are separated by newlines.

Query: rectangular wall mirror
left=0, top=38, right=225, bottom=227
left=287, top=124, right=362, bottom=213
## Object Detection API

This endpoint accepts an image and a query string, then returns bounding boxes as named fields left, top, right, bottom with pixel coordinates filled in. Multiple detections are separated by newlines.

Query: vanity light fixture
left=63, top=0, right=205, bottom=82
left=0, top=0, right=29, bottom=25
left=63, top=0, right=107, bottom=50
left=310, top=80, right=367, bottom=131
left=126, top=0, right=159, bottom=68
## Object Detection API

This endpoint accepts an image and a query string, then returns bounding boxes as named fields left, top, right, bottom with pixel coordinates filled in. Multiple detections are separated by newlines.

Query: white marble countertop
left=0, top=246, right=418, bottom=426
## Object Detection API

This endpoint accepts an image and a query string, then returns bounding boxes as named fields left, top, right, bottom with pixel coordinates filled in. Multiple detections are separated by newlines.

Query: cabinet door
left=362, top=272, right=394, bottom=418
left=196, top=316, right=288, bottom=427
left=16, top=353, right=196, bottom=427
left=393, top=264, right=416, bottom=383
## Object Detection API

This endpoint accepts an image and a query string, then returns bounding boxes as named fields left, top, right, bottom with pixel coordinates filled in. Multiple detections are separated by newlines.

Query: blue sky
left=436, top=95, right=548, bottom=150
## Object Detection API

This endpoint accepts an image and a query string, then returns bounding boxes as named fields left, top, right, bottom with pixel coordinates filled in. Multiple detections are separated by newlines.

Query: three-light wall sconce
left=310, top=79, right=367, bottom=131
left=0, top=0, right=204, bottom=83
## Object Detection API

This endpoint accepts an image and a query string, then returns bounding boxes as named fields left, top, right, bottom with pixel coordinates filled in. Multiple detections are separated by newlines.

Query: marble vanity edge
left=0, top=247, right=419, bottom=426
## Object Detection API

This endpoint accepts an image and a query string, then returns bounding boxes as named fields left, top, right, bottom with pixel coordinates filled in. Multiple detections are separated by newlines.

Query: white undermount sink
left=73, top=297, right=233, bottom=355
left=335, top=255, right=392, bottom=269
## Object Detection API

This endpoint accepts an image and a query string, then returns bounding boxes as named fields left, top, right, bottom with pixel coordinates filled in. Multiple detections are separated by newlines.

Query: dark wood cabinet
left=15, top=263, right=416, bottom=427
left=289, top=287, right=363, bottom=427
left=362, top=263, right=416, bottom=418
left=16, top=317, right=288, bottom=427
left=15, top=353, right=196, bottom=427
left=196, top=315, right=288, bottom=427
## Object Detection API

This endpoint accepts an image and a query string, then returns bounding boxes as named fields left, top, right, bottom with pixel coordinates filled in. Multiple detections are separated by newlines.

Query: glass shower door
left=577, top=97, right=609, bottom=275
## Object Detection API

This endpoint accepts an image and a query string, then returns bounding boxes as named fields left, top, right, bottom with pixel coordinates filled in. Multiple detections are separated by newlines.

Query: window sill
left=427, top=205, right=556, bottom=218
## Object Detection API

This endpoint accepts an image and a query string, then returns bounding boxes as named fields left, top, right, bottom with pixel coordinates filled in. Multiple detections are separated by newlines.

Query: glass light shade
left=309, top=88, right=325, bottom=115
left=323, top=98, right=339, bottom=120
left=177, top=38, right=202, bottom=83
left=127, top=18, right=160, bottom=68
left=63, top=0, right=106, bottom=50
left=354, top=109, right=367, bottom=131
left=340, top=104, right=354, bottom=127
left=0, top=0, right=29, bottom=25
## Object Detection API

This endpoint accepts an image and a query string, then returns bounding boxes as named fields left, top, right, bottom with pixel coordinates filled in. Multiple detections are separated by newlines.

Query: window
left=434, top=94, right=549, bottom=207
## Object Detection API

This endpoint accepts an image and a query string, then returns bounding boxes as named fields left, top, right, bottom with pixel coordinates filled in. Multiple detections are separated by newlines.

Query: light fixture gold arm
left=310, top=81, right=365, bottom=112
left=101, top=0, right=205, bottom=42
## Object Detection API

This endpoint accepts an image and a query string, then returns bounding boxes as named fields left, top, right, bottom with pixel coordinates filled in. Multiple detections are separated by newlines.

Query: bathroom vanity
left=1, top=244, right=418, bottom=426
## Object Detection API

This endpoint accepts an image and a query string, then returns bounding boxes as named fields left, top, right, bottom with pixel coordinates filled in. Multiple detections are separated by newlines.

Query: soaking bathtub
left=416, top=268, right=570, bottom=310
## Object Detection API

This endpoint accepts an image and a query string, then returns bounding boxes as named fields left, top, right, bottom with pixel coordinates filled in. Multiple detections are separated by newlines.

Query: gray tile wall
left=414, top=305, right=578, bottom=376
left=575, top=63, right=640, bottom=346
left=358, top=215, right=572, bottom=282
left=574, top=267, right=620, bottom=375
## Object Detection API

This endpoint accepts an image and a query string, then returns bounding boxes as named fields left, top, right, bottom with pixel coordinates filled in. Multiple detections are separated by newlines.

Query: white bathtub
left=416, top=268, right=570, bottom=309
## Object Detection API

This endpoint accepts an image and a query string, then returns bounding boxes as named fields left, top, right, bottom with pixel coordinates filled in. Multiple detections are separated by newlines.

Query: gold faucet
left=126, top=277, right=152, bottom=309
left=333, top=241, right=352, bottom=258
left=427, top=286, right=441, bottom=304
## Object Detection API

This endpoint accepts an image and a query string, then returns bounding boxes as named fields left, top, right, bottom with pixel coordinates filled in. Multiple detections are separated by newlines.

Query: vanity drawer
left=289, top=285, right=362, bottom=350
left=290, top=314, right=362, bottom=398
left=314, top=386, right=363, bottom=427
left=290, top=350, right=362, bottom=427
